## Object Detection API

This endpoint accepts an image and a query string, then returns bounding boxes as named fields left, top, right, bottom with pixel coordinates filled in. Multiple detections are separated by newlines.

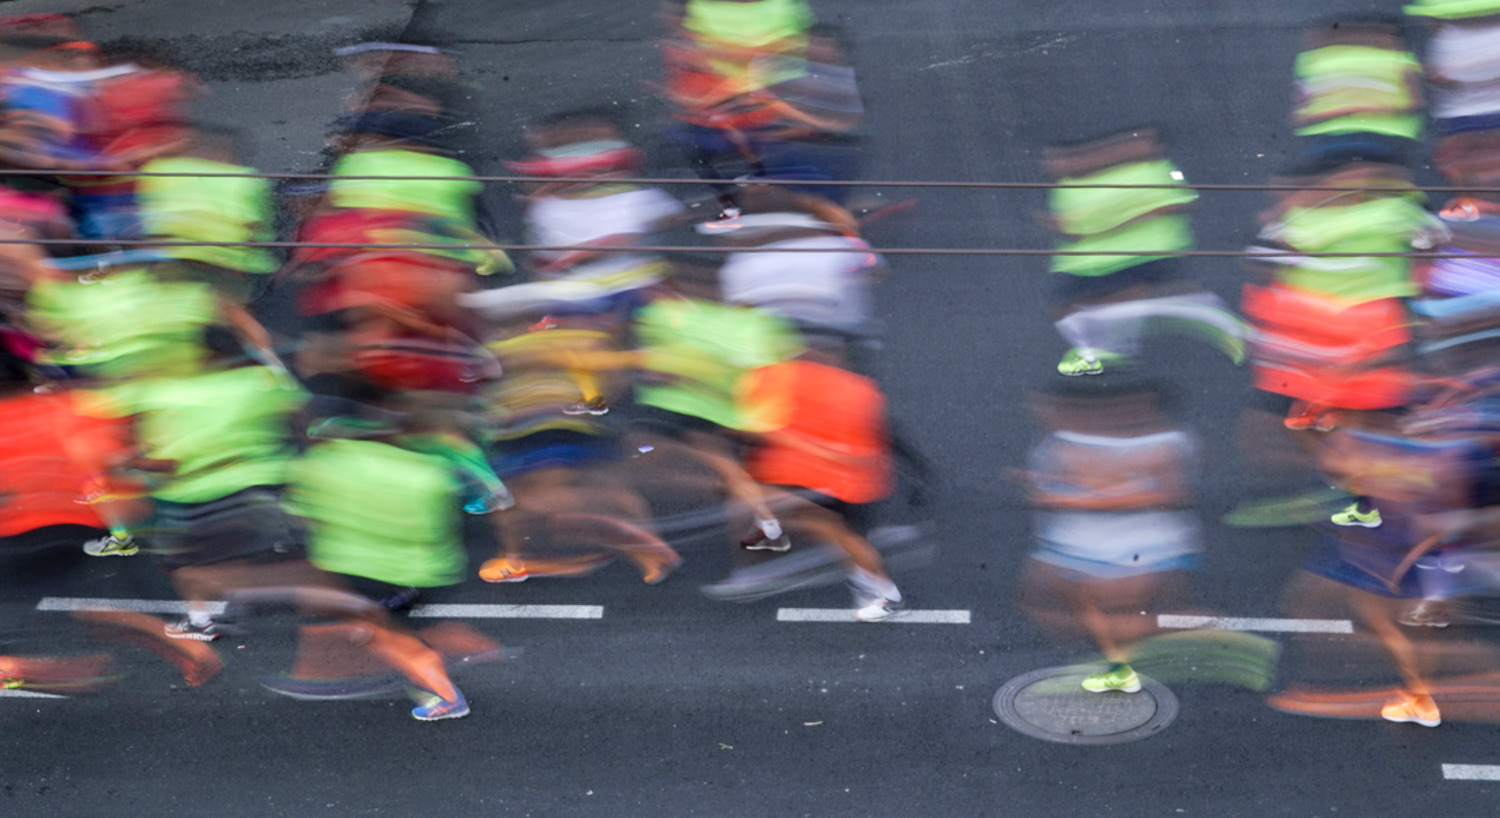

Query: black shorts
left=629, top=404, right=728, bottom=441
left=151, top=486, right=301, bottom=570
left=1050, top=258, right=1179, bottom=311
left=772, top=484, right=874, bottom=536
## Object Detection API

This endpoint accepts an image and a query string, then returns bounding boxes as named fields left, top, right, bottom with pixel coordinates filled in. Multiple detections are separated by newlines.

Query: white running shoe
left=855, top=598, right=908, bottom=623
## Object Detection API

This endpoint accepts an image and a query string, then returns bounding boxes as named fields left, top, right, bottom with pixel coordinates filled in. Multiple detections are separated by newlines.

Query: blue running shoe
left=411, top=687, right=470, bottom=721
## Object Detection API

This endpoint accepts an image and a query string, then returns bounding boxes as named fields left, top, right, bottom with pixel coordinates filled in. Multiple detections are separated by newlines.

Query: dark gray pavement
left=4, top=0, right=1498, bottom=815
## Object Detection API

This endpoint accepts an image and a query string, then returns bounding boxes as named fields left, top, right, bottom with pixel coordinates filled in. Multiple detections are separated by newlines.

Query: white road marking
left=1443, top=765, right=1500, bottom=781
left=408, top=604, right=603, bottom=619
left=37, top=597, right=226, bottom=615
left=0, top=689, right=66, bottom=699
left=1158, top=615, right=1353, bottom=634
left=776, top=608, right=971, bottom=624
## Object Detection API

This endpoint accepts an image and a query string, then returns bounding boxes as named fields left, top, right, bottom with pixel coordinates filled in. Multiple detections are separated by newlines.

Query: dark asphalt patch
left=95, top=25, right=408, bottom=82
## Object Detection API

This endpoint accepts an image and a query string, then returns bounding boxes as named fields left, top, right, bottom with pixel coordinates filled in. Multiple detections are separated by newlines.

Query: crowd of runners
left=0, top=3, right=913, bottom=721
left=4, top=0, right=1500, bottom=730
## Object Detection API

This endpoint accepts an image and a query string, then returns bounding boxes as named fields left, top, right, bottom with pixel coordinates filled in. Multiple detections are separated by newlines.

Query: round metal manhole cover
left=993, top=665, right=1178, bottom=745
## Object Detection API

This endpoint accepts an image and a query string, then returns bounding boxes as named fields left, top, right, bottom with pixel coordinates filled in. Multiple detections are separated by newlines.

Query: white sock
left=848, top=567, right=901, bottom=603
left=756, top=517, right=783, bottom=541
left=188, top=605, right=213, bottom=627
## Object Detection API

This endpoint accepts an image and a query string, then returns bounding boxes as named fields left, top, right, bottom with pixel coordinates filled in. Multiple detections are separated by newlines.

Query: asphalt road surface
left=3, top=1, right=1496, bottom=816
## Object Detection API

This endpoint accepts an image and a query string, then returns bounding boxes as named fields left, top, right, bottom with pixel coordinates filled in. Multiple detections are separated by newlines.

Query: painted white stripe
left=1158, top=614, right=1353, bottom=634
left=37, top=597, right=226, bottom=615
left=408, top=604, right=602, bottom=619
left=0, top=688, right=66, bottom=700
left=1444, top=764, right=1500, bottom=781
left=776, top=608, right=971, bottom=624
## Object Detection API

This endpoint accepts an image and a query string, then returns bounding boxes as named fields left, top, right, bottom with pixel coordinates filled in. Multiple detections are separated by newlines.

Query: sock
left=188, top=605, right=213, bottom=628
left=848, top=567, right=901, bottom=603
left=109, top=528, right=130, bottom=542
left=756, top=517, right=783, bottom=541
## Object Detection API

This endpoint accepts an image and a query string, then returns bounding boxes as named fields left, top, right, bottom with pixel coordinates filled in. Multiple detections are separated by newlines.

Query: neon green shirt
left=1049, top=160, right=1197, bottom=277
left=27, top=270, right=218, bottom=378
left=634, top=298, right=802, bottom=429
left=684, top=0, right=814, bottom=47
left=1405, top=0, right=1500, bottom=18
left=137, top=157, right=278, bottom=273
left=1294, top=46, right=1422, bottom=139
left=329, top=149, right=481, bottom=227
left=285, top=439, right=465, bottom=588
left=89, top=366, right=306, bottom=503
left=1270, top=195, right=1427, bottom=302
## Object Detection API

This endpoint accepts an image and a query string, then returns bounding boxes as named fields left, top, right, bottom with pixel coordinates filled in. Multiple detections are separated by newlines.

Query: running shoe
left=164, top=618, right=220, bottom=642
left=465, top=494, right=503, bottom=515
left=1380, top=692, right=1441, bottom=727
left=1057, top=348, right=1110, bottom=377
left=854, top=598, right=908, bottom=623
left=741, top=532, right=792, bottom=552
left=1081, top=664, right=1142, bottom=693
left=1, top=673, right=21, bottom=690
left=379, top=586, right=421, bottom=612
left=1331, top=503, right=1382, bottom=528
left=478, top=558, right=529, bottom=583
left=411, top=687, right=470, bottom=721
left=1398, top=601, right=1450, bottom=628
left=562, top=396, right=609, bottom=416
left=82, top=533, right=137, bottom=557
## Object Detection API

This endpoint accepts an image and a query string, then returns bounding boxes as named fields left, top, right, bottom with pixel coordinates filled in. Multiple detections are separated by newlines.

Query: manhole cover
left=993, top=665, right=1178, bottom=745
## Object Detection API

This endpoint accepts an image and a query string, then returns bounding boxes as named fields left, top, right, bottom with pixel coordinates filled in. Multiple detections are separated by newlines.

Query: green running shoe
left=1081, top=663, right=1142, bottom=693
left=1057, top=348, right=1116, bottom=377
left=1331, top=503, right=1382, bottom=528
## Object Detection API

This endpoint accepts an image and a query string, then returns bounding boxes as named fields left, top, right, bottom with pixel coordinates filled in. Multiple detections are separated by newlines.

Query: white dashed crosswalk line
left=35, top=597, right=603, bottom=620
left=1443, top=765, right=1500, bottom=781
left=0, top=689, right=66, bottom=699
left=1157, top=615, right=1353, bottom=634
left=776, top=608, right=971, bottom=624
left=37, top=597, right=226, bottom=615
left=408, top=604, right=603, bottom=619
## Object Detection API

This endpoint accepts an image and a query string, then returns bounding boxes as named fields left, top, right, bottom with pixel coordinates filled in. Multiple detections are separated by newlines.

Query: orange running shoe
left=478, top=558, right=529, bottom=583
left=1381, top=692, right=1441, bottom=727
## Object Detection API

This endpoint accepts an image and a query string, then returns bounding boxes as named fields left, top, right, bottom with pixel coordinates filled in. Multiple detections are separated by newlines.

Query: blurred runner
left=730, top=340, right=906, bottom=621
left=1040, top=128, right=1244, bottom=376
left=1015, top=379, right=1201, bottom=692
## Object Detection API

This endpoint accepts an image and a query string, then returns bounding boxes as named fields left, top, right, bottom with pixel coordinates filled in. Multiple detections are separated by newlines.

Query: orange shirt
left=0, top=391, right=140, bottom=537
left=737, top=360, right=892, bottom=504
